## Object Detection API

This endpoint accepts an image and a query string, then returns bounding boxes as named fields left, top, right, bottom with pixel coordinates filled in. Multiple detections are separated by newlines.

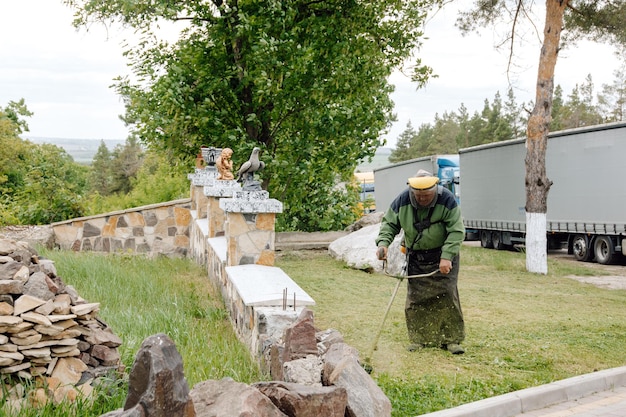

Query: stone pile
left=0, top=238, right=123, bottom=408
left=105, top=310, right=391, bottom=417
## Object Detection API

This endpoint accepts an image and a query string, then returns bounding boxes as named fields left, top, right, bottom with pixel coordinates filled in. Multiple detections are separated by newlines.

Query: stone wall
left=186, top=165, right=320, bottom=366
left=51, top=199, right=193, bottom=258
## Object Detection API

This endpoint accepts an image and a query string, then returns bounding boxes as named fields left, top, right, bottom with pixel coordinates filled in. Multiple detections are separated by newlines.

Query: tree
left=65, top=0, right=438, bottom=231
left=550, top=84, right=566, bottom=130
left=389, top=121, right=419, bottom=163
left=457, top=0, right=626, bottom=274
left=558, top=75, right=603, bottom=127
left=89, top=140, right=113, bottom=194
left=597, top=49, right=626, bottom=122
left=427, top=111, right=461, bottom=154
left=389, top=90, right=521, bottom=163
left=109, top=136, right=144, bottom=194
left=16, top=144, right=89, bottom=224
left=0, top=99, right=32, bottom=136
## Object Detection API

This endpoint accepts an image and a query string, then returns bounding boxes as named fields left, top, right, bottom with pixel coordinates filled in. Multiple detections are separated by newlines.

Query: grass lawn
left=276, top=245, right=626, bottom=415
left=11, top=244, right=624, bottom=417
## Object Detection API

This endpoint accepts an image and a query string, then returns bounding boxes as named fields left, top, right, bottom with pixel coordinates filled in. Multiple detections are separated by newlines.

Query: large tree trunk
left=525, top=0, right=567, bottom=274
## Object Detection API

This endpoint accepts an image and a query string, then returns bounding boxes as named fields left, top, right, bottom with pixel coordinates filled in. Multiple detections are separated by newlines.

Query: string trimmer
left=362, top=259, right=438, bottom=374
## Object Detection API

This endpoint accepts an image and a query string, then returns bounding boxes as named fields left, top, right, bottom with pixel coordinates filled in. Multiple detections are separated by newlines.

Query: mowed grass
left=276, top=245, right=626, bottom=416
left=11, top=245, right=625, bottom=417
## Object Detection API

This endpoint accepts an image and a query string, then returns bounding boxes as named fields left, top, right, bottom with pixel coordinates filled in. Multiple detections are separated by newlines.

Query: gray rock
left=254, top=381, right=348, bottom=417
left=322, top=343, right=391, bottom=417
left=282, top=308, right=317, bottom=363
left=316, top=329, right=344, bottom=356
left=190, top=378, right=287, bottom=417
left=0, top=261, right=24, bottom=281
left=123, top=333, right=194, bottom=417
left=0, top=226, right=54, bottom=249
left=282, top=355, right=323, bottom=386
left=328, top=224, right=405, bottom=276
left=0, top=280, right=24, bottom=295
left=0, top=240, right=18, bottom=256
left=344, top=212, right=384, bottom=232
left=36, top=259, right=58, bottom=278
left=23, top=271, right=55, bottom=300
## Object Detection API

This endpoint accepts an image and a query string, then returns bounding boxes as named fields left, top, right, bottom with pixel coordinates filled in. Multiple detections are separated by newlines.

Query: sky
left=0, top=1, right=621, bottom=148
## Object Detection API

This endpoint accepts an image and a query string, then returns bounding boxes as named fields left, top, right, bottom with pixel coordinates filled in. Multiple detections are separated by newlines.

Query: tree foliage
left=64, top=0, right=438, bottom=231
left=389, top=69, right=625, bottom=163
left=84, top=149, right=189, bottom=215
left=389, top=88, right=525, bottom=161
left=1, top=102, right=91, bottom=225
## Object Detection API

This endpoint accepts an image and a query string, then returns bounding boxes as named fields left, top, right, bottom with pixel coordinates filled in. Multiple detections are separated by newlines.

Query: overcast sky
left=0, top=1, right=620, bottom=148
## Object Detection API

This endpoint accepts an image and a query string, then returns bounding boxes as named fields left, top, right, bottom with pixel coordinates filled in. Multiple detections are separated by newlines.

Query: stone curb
left=418, top=366, right=626, bottom=417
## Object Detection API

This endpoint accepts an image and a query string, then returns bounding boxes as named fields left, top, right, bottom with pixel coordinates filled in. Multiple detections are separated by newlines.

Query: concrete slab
left=195, top=218, right=209, bottom=237
left=208, top=237, right=227, bottom=263
left=225, top=264, right=315, bottom=307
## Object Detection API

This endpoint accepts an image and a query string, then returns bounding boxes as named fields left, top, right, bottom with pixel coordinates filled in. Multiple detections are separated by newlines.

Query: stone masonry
left=51, top=199, right=192, bottom=258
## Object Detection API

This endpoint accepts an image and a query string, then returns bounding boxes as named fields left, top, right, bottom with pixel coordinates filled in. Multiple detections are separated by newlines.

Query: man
left=375, top=169, right=466, bottom=354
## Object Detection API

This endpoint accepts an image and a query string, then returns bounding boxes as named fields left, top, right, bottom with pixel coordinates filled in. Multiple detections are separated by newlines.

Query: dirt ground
left=462, top=240, right=626, bottom=290
left=549, top=248, right=626, bottom=290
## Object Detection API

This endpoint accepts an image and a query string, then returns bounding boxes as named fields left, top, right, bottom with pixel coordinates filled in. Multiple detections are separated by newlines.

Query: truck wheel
left=492, top=231, right=504, bottom=250
left=572, top=234, right=593, bottom=262
left=594, top=236, right=615, bottom=265
left=480, top=230, right=493, bottom=249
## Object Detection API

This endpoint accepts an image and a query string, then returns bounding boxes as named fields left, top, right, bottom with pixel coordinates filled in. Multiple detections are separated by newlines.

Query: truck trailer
left=374, top=154, right=460, bottom=212
left=459, top=122, right=626, bottom=264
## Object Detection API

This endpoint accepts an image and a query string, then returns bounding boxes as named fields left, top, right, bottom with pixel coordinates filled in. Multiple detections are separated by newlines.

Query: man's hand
left=376, top=246, right=388, bottom=260
left=439, top=258, right=452, bottom=274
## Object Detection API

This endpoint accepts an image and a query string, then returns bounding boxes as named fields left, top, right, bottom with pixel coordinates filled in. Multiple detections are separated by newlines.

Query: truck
left=459, top=121, right=626, bottom=264
left=374, top=154, right=460, bottom=212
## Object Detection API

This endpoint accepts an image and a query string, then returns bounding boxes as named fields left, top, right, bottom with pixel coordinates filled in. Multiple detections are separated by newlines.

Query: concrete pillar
left=205, top=180, right=241, bottom=237
left=187, top=167, right=217, bottom=218
left=220, top=190, right=283, bottom=267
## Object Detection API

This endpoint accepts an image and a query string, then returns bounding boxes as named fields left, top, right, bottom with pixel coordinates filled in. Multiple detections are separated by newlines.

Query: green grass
left=5, top=245, right=625, bottom=417
left=2, top=249, right=262, bottom=417
left=276, top=246, right=626, bottom=416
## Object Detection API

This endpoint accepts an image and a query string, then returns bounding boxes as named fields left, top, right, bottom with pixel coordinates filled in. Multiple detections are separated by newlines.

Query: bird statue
left=236, top=147, right=265, bottom=184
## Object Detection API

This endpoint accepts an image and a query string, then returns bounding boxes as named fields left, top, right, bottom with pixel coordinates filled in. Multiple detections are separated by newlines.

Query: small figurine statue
left=236, top=147, right=265, bottom=190
left=216, top=148, right=234, bottom=180
left=195, top=151, right=206, bottom=169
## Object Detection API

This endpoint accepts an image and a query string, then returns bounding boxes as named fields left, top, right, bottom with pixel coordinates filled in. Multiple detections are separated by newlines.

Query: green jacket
left=375, top=186, right=465, bottom=261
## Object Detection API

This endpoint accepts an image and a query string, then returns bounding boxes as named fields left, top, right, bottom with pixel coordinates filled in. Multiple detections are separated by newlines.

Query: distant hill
left=25, top=137, right=125, bottom=165
left=24, top=136, right=393, bottom=170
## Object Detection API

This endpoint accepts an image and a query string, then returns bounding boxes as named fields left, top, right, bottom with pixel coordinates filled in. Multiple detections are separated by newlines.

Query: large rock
left=190, top=378, right=287, bottom=417
left=282, top=355, right=323, bottom=386
left=0, top=226, right=55, bottom=250
left=322, top=343, right=391, bottom=417
left=344, top=212, right=384, bottom=232
left=253, top=381, right=348, bottom=417
left=328, top=224, right=405, bottom=276
left=282, top=308, right=317, bottom=363
left=122, top=333, right=195, bottom=417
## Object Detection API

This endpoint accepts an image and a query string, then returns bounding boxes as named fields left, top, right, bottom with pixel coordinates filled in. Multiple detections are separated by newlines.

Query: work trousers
left=405, top=254, right=465, bottom=347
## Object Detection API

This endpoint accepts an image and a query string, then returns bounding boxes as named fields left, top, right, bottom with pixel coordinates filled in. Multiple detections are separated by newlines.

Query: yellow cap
left=408, top=176, right=439, bottom=190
